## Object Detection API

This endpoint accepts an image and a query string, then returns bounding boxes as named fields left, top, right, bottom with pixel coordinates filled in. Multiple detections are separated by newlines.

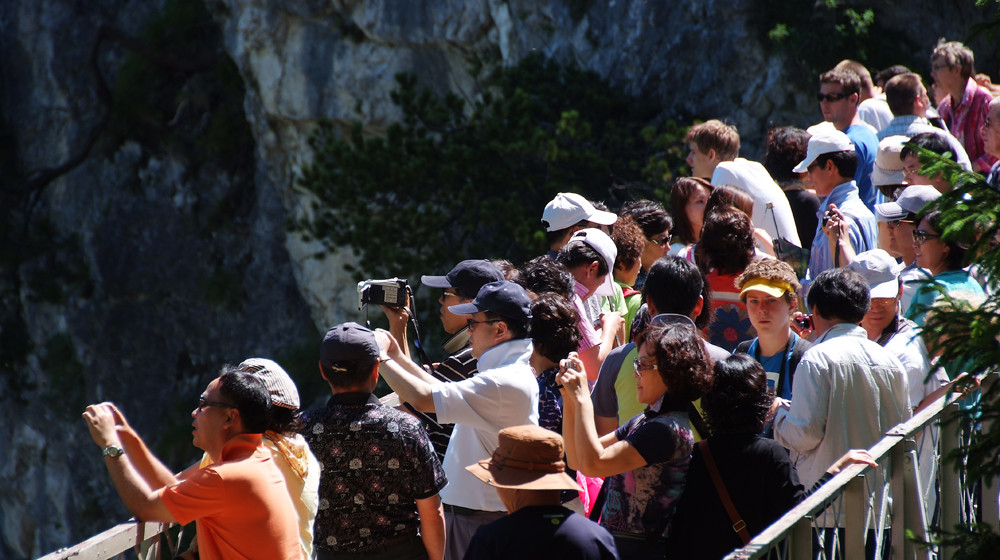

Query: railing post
left=890, top=439, right=931, bottom=560
left=792, top=516, right=812, bottom=559
left=981, top=374, right=999, bottom=527
left=939, top=402, right=962, bottom=560
left=845, top=474, right=867, bottom=559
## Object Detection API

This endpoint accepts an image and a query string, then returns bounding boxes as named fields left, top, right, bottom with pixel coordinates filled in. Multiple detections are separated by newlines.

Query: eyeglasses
left=198, top=395, right=236, bottom=411
left=467, top=318, right=501, bottom=329
left=888, top=217, right=916, bottom=229
left=912, top=229, right=941, bottom=245
left=816, top=92, right=849, bottom=103
left=441, top=291, right=462, bottom=299
left=931, top=62, right=951, bottom=72
left=632, top=357, right=658, bottom=377
left=649, top=234, right=672, bottom=247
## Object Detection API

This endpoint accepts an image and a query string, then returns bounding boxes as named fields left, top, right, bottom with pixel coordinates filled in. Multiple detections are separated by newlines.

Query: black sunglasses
left=816, top=92, right=850, bottom=102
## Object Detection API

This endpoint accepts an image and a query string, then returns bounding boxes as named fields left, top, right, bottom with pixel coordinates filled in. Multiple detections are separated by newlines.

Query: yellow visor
left=739, top=278, right=793, bottom=299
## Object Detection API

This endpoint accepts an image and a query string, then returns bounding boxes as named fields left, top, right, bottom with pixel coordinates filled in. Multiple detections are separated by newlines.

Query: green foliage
left=296, top=55, right=688, bottom=289
left=909, top=148, right=1000, bottom=555
left=752, top=0, right=916, bottom=78
left=104, top=0, right=253, bottom=174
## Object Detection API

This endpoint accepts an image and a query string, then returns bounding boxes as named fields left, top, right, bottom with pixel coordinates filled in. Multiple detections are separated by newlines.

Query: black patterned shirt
left=302, top=392, right=447, bottom=554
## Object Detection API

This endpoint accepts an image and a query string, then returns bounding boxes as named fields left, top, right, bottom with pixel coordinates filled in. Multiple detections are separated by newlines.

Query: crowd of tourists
left=82, top=40, right=999, bottom=560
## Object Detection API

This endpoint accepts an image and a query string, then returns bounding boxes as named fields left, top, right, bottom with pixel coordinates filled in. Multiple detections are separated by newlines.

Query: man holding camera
left=380, top=260, right=506, bottom=461
left=376, top=280, right=539, bottom=560
left=796, top=124, right=878, bottom=287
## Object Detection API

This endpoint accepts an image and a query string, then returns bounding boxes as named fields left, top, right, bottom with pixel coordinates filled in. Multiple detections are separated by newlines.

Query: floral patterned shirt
left=602, top=406, right=693, bottom=537
left=302, top=392, right=447, bottom=554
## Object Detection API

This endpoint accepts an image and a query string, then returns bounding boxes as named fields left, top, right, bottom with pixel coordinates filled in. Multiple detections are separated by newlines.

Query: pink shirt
left=573, top=281, right=601, bottom=351
left=938, top=77, right=997, bottom=171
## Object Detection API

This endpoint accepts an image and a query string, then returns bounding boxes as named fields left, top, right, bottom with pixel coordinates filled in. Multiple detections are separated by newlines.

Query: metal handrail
left=37, top=520, right=184, bottom=560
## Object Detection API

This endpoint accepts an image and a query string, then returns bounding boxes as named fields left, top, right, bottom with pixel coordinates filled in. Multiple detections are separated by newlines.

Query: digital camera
left=357, top=278, right=408, bottom=310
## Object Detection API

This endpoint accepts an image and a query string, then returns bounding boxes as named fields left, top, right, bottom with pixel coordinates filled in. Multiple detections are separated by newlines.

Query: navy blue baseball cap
left=320, top=322, right=379, bottom=373
left=421, top=260, right=505, bottom=300
left=448, top=281, right=531, bottom=325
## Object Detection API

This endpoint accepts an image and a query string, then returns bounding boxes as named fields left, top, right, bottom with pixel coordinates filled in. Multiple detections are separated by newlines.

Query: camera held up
left=357, top=278, right=409, bottom=310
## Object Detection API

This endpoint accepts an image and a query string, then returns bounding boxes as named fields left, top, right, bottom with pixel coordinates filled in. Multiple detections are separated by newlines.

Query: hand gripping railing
left=723, top=373, right=998, bottom=560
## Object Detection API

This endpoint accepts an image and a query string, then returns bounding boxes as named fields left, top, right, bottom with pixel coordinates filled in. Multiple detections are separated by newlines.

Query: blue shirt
left=806, top=181, right=878, bottom=284
left=845, top=124, right=879, bottom=210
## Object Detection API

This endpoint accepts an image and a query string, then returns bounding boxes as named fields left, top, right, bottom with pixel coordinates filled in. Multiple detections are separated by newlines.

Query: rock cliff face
left=1, top=0, right=992, bottom=557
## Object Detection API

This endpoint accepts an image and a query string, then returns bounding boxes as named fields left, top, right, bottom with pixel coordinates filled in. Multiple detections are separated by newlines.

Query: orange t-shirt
left=160, top=434, right=300, bottom=560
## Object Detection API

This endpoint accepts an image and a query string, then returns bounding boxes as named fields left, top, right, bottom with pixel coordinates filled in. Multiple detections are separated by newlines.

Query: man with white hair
left=796, top=124, right=878, bottom=285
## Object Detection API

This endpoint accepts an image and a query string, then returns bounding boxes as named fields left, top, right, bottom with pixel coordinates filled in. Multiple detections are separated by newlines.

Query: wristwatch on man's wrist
left=102, top=445, right=125, bottom=459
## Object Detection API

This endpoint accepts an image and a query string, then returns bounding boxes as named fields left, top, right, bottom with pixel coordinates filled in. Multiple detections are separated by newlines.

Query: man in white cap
left=847, top=250, right=947, bottom=519
left=541, top=192, right=618, bottom=258
left=870, top=135, right=909, bottom=255
left=796, top=123, right=878, bottom=285
left=556, top=228, right=625, bottom=385
left=463, top=425, right=619, bottom=559
left=874, top=184, right=941, bottom=314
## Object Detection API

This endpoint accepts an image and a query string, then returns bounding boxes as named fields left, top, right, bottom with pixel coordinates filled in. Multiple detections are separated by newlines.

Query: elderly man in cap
left=848, top=250, right=947, bottom=521
left=303, top=323, right=447, bottom=560
left=83, top=367, right=301, bottom=560
left=463, top=425, right=619, bottom=560
left=874, top=184, right=941, bottom=315
left=797, top=123, right=879, bottom=286
left=541, top=192, right=618, bottom=258
left=376, top=280, right=539, bottom=560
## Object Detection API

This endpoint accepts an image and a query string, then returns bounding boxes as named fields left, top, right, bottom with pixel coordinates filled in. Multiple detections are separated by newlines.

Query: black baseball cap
left=448, top=281, right=531, bottom=325
left=320, top=322, right=379, bottom=373
left=421, top=260, right=505, bottom=299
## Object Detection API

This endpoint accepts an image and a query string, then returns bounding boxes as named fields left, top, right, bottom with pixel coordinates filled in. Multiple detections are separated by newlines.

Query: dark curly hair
left=515, top=256, right=575, bottom=299
left=702, top=354, right=772, bottom=435
left=620, top=199, right=673, bottom=239
left=763, top=126, right=810, bottom=185
left=635, top=322, right=714, bottom=402
left=530, top=293, right=582, bottom=363
left=694, top=208, right=755, bottom=276
left=610, top=216, right=646, bottom=270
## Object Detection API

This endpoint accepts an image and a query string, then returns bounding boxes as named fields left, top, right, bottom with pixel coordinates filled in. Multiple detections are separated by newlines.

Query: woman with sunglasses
left=557, top=322, right=713, bottom=559
left=905, top=210, right=985, bottom=330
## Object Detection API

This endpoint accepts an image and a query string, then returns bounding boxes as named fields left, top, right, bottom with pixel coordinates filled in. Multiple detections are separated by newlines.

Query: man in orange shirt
left=83, top=367, right=301, bottom=560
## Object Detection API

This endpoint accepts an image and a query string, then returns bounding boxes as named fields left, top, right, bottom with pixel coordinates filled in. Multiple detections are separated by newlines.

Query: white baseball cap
left=542, top=193, right=618, bottom=232
left=793, top=122, right=856, bottom=173
left=847, top=249, right=904, bottom=299
left=871, top=136, right=908, bottom=187
left=566, top=228, right=617, bottom=297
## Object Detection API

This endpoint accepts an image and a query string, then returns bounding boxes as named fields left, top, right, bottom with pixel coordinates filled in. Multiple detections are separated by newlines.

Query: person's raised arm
left=83, top=403, right=177, bottom=523
left=578, top=311, right=624, bottom=383
left=374, top=329, right=440, bottom=412
left=558, top=354, right=646, bottom=478
left=416, top=494, right=445, bottom=560
left=380, top=299, right=412, bottom=360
